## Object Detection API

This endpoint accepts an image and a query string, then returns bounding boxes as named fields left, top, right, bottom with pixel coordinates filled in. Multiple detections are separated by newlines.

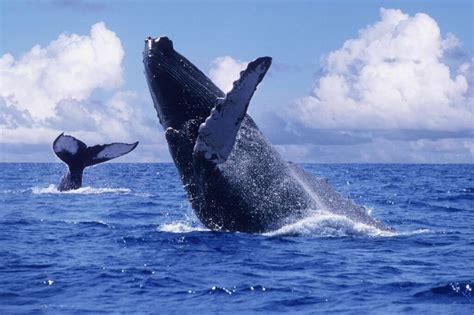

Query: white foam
left=395, top=228, right=431, bottom=236
left=32, top=185, right=131, bottom=195
left=159, top=221, right=208, bottom=233
left=64, top=220, right=110, bottom=227
left=1, top=188, right=30, bottom=194
left=265, top=210, right=397, bottom=238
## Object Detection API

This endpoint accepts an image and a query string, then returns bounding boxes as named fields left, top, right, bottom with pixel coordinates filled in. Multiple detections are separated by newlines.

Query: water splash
left=32, top=184, right=131, bottom=195
left=265, top=209, right=397, bottom=237
left=159, top=221, right=208, bottom=233
left=265, top=209, right=432, bottom=237
left=287, top=166, right=323, bottom=208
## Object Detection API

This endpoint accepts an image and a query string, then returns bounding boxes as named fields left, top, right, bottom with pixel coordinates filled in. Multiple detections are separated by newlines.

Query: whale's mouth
left=143, top=36, right=224, bottom=130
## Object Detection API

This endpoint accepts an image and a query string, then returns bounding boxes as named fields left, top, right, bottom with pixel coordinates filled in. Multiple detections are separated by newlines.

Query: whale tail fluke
left=84, top=142, right=140, bottom=167
left=194, top=56, right=272, bottom=164
left=53, top=133, right=139, bottom=170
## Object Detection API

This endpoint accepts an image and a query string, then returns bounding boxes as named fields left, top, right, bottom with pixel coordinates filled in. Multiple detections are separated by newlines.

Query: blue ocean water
left=0, top=163, right=472, bottom=314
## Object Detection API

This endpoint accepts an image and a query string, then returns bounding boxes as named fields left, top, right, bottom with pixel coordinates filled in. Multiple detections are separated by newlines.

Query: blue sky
left=1, top=0, right=473, bottom=162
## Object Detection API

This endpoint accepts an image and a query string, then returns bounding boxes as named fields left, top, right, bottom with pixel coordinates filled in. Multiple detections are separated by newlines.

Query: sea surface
left=0, top=163, right=472, bottom=314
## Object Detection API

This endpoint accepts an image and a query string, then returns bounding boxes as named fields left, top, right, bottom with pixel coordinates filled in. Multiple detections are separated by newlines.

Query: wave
left=64, top=220, right=111, bottom=227
left=414, top=281, right=473, bottom=300
left=31, top=184, right=131, bottom=195
left=265, top=210, right=398, bottom=237
left=160, top=211, right=429, bottom=238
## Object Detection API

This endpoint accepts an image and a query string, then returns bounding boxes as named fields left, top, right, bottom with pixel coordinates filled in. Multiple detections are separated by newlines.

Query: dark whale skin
left=143, top=36, right=392, bottom=233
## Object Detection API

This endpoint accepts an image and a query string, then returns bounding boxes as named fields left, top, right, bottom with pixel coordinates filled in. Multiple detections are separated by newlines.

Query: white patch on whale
left=53, top=135, right=80, bottom=154
left=94, top=143, right=137, bottom=160
left=195, top=59, right=270, bottom=164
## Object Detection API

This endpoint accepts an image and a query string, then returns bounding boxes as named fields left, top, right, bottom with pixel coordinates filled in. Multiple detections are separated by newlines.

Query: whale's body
left=53, top=133, right=138, bottom=191
left=143, top=36, right=391, bottom=233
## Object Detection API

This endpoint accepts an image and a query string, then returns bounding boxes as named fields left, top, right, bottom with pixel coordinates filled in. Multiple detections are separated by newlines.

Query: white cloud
left=205, top=10, right=474, bottom=163
left=0, top=22, right=169, bottom=162
left=441, top=32, right=461, bottom=51
left=275, top=137, right=474, bottom=163
left=0, top=22, right=123, bottom=120
left=286, top=8, right=473, bottom=131
left=208, top=56, right=247, bottom=93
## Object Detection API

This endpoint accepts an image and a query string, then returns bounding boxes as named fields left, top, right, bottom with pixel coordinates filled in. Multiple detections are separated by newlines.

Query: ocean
left=0, top=163, right=472, bottom=314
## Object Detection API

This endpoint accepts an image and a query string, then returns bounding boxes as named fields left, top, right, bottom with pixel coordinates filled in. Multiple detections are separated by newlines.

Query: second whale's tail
left=53, top=133, right=139, bottom=191
left=53, top=133, right=139, bottom=168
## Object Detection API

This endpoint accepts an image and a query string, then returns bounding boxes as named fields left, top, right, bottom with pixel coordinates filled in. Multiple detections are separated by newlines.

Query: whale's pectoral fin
left=86, top=142, right=139, bottom=166
left=194, top=56, right=272, bottom=164
left=53, top=133, right=88, bottom=166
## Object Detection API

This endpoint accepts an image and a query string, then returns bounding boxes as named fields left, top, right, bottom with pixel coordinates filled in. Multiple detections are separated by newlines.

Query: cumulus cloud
left=0, top=22, right=167, bottom=162
left=208, top=56, right=247, bottom=93
left=286, top=8, right=473, bottom=132
left=274, top=137, right=474, bottom=163
left=208, top=8, right=472, bottom=162
left=0, top=22, right=123, bottom=120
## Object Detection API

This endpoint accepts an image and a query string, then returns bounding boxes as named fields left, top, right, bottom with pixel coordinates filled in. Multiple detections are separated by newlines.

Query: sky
left=0, top=0, right=473, bottom=163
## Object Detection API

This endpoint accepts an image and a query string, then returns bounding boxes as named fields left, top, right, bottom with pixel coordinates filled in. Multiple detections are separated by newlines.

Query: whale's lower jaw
left=143, top=36, right=224, bottom=131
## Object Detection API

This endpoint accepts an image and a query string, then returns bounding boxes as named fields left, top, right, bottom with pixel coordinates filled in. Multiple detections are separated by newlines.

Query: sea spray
left=32, top=184, right=131, bottom=195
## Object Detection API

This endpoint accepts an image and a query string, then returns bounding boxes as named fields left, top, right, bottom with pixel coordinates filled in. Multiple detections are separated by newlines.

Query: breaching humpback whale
left=143, top=36, right=392, bottom=233
left=53, top=133, right=139, bottom=191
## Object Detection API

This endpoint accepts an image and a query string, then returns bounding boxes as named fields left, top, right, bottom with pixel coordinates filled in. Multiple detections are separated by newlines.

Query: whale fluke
left=53, top=133, right=139, bottom=191
left=53, top=133, right=88, bottom=167
left=194, top=57, right=272, bottom=164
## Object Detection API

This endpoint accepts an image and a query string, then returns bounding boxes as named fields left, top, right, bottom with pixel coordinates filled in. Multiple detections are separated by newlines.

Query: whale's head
left=143, top=36, right=224, bottom=131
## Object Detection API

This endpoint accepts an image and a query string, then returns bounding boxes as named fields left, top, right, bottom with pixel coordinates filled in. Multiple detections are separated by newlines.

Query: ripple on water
left=414, top=282, right=473, bottom=301
left=1, top=163, right=473, bottom=313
